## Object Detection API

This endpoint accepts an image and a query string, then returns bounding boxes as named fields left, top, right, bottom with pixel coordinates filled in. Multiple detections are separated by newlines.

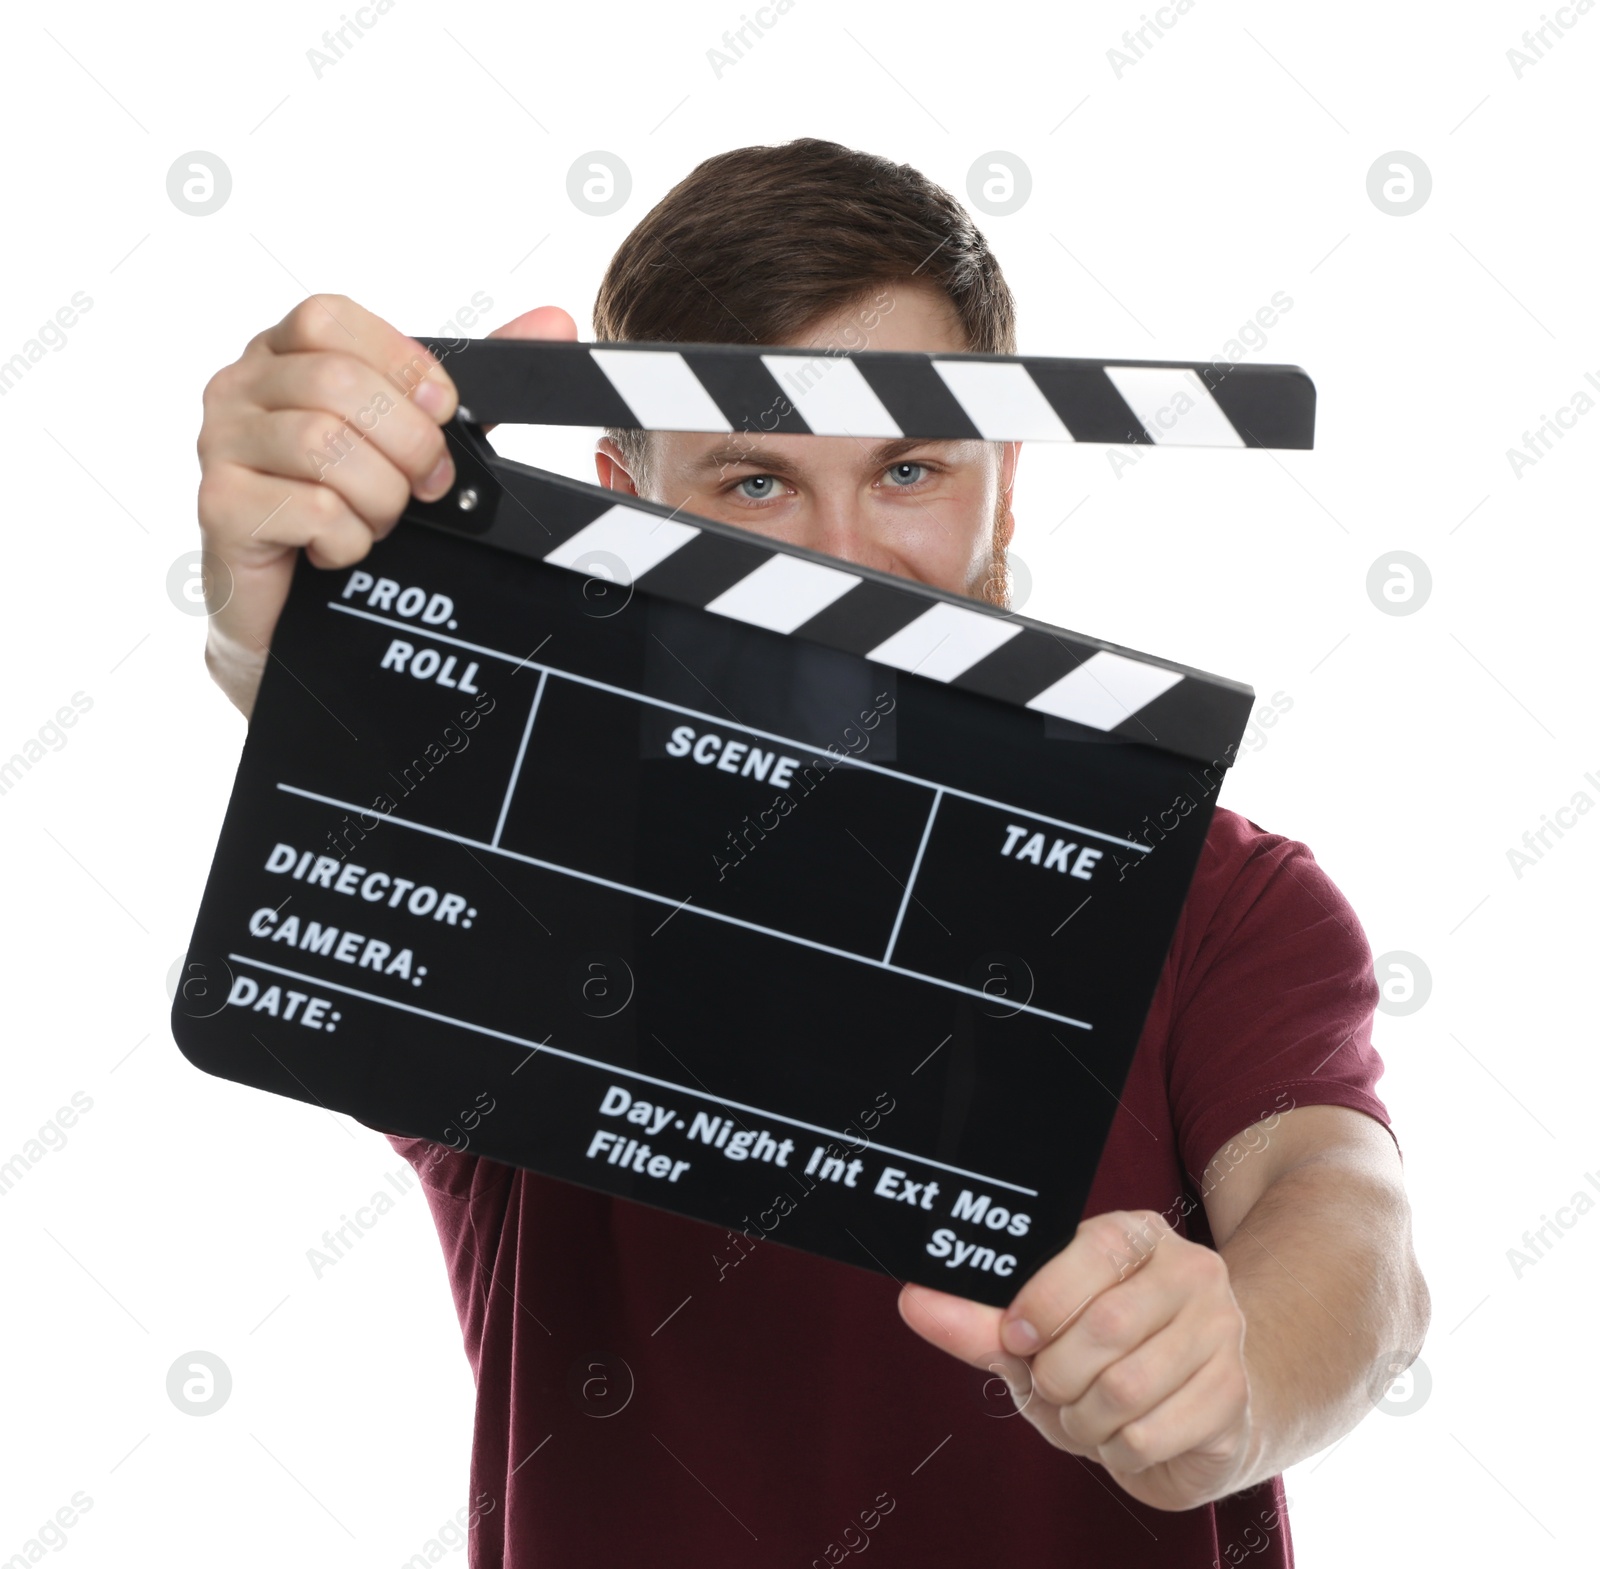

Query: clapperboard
left=172, top=337, right=1314, bottom=1307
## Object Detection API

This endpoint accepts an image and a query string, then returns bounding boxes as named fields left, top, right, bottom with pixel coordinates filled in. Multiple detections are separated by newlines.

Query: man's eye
left=734, top=474, right=783, bottom=500
left=884, top=461, right=929, bottom=487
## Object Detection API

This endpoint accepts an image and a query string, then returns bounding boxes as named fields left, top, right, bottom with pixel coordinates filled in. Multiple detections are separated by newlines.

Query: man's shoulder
left=1199, top=802, right=1291, bottom=861
left=1183, top=804, right=1367, bottom=956
left=1196, top=803, right=1330, bottom=890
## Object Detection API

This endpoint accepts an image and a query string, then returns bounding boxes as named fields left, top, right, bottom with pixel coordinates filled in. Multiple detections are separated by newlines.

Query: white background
left=1, top=0, right=1595, bottom=1562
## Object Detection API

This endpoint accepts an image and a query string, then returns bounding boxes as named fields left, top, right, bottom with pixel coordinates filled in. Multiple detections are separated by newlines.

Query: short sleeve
left=359, top=1121, right=522, bottom=1359
left=358, top=1118, right=517, bottom=1211
left=1166, top=821, right=1397, bottom=1184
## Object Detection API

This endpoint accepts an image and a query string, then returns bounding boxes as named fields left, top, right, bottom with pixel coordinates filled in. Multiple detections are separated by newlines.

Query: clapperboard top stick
left=413, top=335, right=1315, bottom=448
left=402, top=337, right=1318, bottom=768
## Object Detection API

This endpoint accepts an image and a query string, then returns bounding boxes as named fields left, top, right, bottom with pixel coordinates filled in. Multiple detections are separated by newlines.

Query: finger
left=472, top=305, right=580, bottom=436
left=200, top=460, right=376, bottom=569
left=1044, top=1318, right=1217, bottom=1451
left=1001, top=1209, right=1176, bottom=1356
left=256, top=293, right=457, bottom=420
left=244, top=351, right=455, bottom=499
left=898, top=1284, right=1016, bottom=1372
left=1095, top=1350, right=1248, bottom=1477
left=486, top=304, right=579, bottom=342
left=1020, top=1253, right=1197, bottom=1407
left=216, top=409, right=415, bottom=534
left=898, top=1284, right=1042, bottom=1427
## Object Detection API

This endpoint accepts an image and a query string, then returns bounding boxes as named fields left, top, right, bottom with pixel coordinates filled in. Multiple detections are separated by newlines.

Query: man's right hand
left=195, top=292, right=577, bottom=718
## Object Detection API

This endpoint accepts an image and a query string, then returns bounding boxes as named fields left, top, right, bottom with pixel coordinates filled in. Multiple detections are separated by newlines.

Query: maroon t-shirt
left=380, top=806, right=1396, bottom=1568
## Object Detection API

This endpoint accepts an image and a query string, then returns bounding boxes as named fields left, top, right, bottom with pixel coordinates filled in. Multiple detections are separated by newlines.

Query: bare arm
left=896, top=1104, right=1430, bottom=1511
left=1212, top=1106, right=1431, bottom=1486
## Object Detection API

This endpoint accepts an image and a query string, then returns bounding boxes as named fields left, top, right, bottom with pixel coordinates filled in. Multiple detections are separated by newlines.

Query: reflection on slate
left=1042, top=715, right=1123, bottom=745
left=640, top=599, right=898, bottom=762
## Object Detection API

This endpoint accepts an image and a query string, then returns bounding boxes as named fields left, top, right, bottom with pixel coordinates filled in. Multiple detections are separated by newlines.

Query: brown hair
left=591, top=137, right=1017, bottom=485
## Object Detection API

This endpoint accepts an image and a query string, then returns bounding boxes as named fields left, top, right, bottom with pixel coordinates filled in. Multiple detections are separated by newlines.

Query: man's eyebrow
left=687, top=436, right=959, bottom=478
left=688, top=446, right=807, bottom=479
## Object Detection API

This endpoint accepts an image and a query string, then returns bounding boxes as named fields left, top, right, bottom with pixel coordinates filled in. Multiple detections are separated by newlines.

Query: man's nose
left=791, top=487, right=881, bottom=572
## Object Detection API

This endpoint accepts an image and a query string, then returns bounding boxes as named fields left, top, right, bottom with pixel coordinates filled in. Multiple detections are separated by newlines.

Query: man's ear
left=595, top=436, right=642, bottom=496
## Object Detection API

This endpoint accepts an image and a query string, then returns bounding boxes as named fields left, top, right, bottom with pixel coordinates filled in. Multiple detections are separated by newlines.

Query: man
left=196, top=138, right=1429, bottom=1566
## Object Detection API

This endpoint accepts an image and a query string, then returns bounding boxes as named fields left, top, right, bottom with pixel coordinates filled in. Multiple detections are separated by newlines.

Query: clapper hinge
left=403, top=413, right=502, bottom=536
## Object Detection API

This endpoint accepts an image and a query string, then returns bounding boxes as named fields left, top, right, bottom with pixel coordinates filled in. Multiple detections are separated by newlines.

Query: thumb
left=486, top=304, right=579, bottom=342
left=470, top=305, right=578, bottom=436
left=898, top=1283, right=1030, bottom=1388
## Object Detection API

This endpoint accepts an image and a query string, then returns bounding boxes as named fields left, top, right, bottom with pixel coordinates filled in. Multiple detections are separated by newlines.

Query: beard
left=968, top=488, right=1014, bottom=610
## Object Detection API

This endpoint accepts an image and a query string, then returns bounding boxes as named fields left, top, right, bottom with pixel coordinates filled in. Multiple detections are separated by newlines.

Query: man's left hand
left=898, top=1209, right=1257, bottom=1512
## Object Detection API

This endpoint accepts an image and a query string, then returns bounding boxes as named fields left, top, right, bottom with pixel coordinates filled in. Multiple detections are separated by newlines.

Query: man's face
left=593, top=281, right=1021, bottom=605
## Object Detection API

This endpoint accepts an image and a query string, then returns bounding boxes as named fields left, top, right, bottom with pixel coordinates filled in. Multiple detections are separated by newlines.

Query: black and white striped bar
left=414, top=336, right=1316, bottom=450
left=407, top=445, right=1254, bottom=768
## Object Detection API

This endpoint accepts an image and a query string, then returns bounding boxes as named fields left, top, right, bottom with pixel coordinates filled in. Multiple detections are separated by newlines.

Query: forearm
left=1219, top=1156, right=1431, bottom=1489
